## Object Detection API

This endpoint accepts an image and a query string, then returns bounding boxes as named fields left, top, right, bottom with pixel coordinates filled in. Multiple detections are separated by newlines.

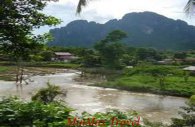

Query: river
left=0, top=71, right=187, bottom=124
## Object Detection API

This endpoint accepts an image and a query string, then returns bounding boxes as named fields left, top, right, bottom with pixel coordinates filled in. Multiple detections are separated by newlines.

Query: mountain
left=48, top=11, right=195, bottom=50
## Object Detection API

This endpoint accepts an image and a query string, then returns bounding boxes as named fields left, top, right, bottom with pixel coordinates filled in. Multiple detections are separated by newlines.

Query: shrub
left=0, top=97, right=72, bottom=126
left=32, top=82, right=66, bottom=104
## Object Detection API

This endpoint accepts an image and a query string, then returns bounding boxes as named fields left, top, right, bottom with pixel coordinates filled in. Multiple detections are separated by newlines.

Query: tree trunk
left=15, top=58, right=24, bottom=93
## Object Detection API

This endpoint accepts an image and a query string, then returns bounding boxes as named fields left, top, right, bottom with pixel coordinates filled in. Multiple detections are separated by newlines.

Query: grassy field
left=0, top=66, right=16, bottom=81
left=91, top=65, right=195, bottom=97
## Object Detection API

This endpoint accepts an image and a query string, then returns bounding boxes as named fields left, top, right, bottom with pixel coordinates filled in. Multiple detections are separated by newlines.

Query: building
left=175, top=58, right=195, bottom=64
left=52, top=52, right=76, bottom=62
left=183, top=66, right=195, bottom=72
left=157, top=59, right=173, bottom=64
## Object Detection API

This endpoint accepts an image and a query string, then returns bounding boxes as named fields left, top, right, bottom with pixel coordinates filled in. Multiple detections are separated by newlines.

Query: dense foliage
left=0, top=0, right=61, bottom=84
left=0, top=97, right=143, bottom=127
left=0, top=97, right=72, bottom=126
left=94, top=30, right=127, bottom=69
left=93, top=64, right=195, bottom=97
left=0, top=0, right=60, bottom=59
left=32, top=82, right=66, bottom=104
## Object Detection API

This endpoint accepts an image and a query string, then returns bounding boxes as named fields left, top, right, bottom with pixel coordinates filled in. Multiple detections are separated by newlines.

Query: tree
left=39, top=50, right=54, bottom=61
left=81, top=49, right=101, bottom=67
left=94, top=30, right=127, bottom=69
left=159, top=75, right=166, bottom=90
left=174, top=52, right=187, bottom=59
left=136, top=48, right=163, bottom=61
left=0, top=0, right=60, bottom=86
left=77, top=0, right=88, bottom=13
left=184, top=71, right=190, bottom=82
left=185, top=0, right=195, bottom=15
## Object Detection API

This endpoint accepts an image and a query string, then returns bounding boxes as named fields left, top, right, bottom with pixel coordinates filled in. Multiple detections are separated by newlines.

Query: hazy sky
left=34, top=0, right=195, bottom=34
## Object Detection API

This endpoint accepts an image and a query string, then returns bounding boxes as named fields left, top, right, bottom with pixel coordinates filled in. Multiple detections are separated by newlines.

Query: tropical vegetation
left=0, top=0, right=195, bottom=127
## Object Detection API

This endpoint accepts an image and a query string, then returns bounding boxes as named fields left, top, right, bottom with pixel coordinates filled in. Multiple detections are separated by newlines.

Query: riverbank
left=83, top=65, right=195, bottom=98
left=0, top=65, right=77, bottom=81
left=91, top=76, right=194, bottom=98
left=0, top=62, right=80, bottom=81
left=1, top=63, right=195, bottom=98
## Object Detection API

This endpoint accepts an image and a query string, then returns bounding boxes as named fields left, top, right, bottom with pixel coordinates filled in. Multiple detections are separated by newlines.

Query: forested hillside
left=49, top=11, right=195, bottom=50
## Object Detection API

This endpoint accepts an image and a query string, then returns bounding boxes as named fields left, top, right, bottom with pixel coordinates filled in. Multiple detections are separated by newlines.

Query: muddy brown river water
left=0, top=71, right=187, bottom=124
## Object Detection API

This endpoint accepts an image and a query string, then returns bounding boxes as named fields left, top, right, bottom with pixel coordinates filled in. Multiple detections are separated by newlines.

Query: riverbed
left=0, top=71, right=187, bottom=124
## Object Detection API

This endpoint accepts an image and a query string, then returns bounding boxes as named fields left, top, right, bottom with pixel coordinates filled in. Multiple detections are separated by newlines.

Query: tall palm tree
left=76, top=0, right=195, bottom=15
left=77, top=0, right=88, bottom=13
left=184, top=0, right=195, bottom=15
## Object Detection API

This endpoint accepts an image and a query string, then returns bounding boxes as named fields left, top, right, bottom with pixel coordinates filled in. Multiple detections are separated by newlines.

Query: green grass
left=94, top=75, right=195, bottom=97
left=92, top=65, right=195, bottom=97
left=0, top=66, right=16, bottom=81
left=0, top=66, right=13, bottom=72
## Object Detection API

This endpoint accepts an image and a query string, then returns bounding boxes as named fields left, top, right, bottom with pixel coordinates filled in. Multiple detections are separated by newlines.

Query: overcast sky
left=34, top=0, right=195, bottom=35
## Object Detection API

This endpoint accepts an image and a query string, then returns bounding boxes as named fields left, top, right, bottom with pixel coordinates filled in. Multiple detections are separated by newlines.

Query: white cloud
left=34, top=0, right=195, bottom=34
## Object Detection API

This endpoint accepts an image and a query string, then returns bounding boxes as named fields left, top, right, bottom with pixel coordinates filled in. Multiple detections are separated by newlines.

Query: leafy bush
left=32, top=82, right=66, bottom=104
left=190, top=95, right=195, bottom=105
left=0, top=97, right=72, bottom=126
left=0, top=96, right=146, bottom=127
